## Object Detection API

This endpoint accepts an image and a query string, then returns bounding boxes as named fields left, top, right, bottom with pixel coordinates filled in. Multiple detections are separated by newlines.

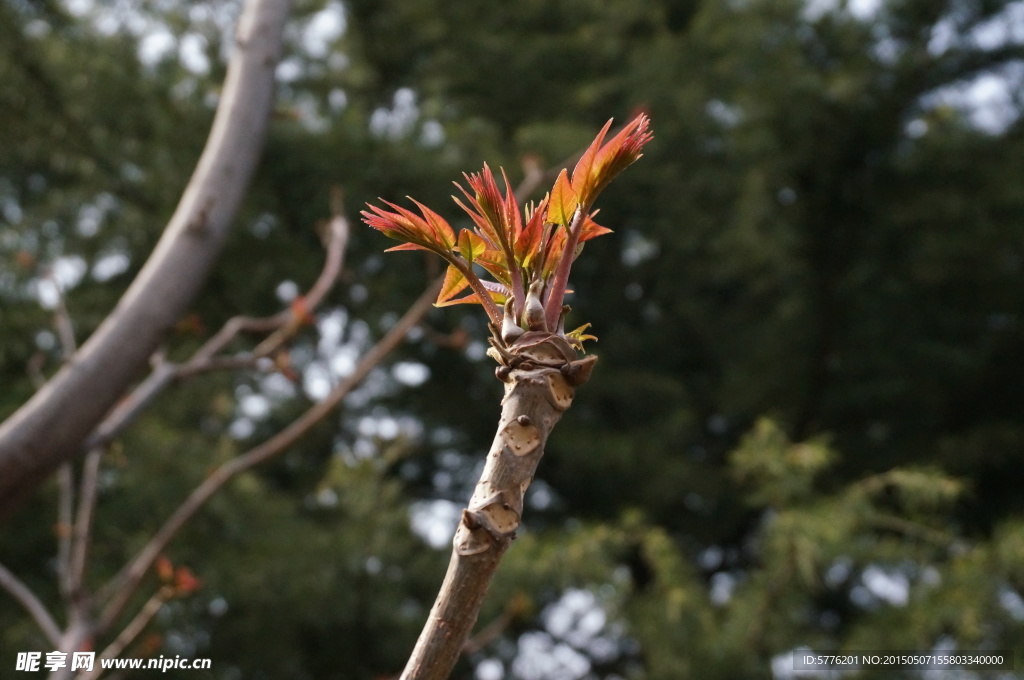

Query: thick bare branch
left=0, top=0, right=293, bottom=518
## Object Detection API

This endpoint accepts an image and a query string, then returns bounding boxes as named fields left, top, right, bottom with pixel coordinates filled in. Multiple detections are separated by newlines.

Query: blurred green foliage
left=2, top=0, right=1024, bottom=678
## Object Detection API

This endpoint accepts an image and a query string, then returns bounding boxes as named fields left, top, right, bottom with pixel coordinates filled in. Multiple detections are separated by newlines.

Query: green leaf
left=458, top=229, right=486, bottom=265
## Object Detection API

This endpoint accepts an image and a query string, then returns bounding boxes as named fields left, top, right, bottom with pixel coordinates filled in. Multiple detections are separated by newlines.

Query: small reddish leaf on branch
left=155, top=555, right=174, bottom=582
left=174, top=566, right=201, bottom=595
left=290, top=296, right=316, bottom=326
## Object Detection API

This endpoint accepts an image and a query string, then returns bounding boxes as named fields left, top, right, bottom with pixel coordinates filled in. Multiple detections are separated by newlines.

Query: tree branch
left=83, top=209, right=348, bottom=453
left=0, top=0, right=293, bottom=518
left=400, top=331, right=596, bottom=680
left=96, top=276, right=443, bottom=632
left=0, top=561, right=62, bottom=646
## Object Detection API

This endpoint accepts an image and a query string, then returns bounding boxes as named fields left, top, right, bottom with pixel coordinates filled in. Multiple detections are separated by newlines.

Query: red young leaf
left=587, top=113, right=653, bottom=202
left=361, top=199, right=455, bottom=254
left=174, top=566, right=201, bottom=595
left=407, top=198, right=456, bottom=250
left=515, top=197, right=548, bottom=271
left=436, top=264, right=471, bottom=306
left=578, top=212, right=613, bottom=242
left=570, top=119, right=613, bottom=205
left=384, top=242, right=434, bottom=253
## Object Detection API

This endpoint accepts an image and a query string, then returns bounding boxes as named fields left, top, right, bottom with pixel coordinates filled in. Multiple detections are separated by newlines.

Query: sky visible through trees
left=3, top=1, right=1024, bottom=679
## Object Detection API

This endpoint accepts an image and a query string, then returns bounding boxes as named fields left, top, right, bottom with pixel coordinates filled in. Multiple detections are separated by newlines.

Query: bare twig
left=50, top=274, right=80, bottom=605
left=460, top=598, right=521, bottom=655
left=96, top=276, right=443, bottom=632
left=49, top=268, right=78, bottom=361
left=0, top=561, right=62, bottom=646
left=57, top=464, right=75, bottom=600
left=69, top=448, right=104, bottom=594
left=83, top=210, right=348, bottom=453
left=86, top=590, right=168, bottom=680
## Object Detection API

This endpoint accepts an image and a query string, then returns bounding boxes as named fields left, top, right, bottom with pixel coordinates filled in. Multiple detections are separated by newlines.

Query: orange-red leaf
left=515, top=197, right=548, bottom=271
left=546, top=169, right=578, bottom=227
left=588, top=114, right=653, bottom=202
left=361, top=199, right=456, bottom=254
left=384, top=242, right=433, bottom=253
left=174, top=566, right=201, bottom=595
left=436, top=264, right=471, bottom=306
left=579, top=212, right=613, bottom=243
left=408, top=198, right=456, bottom=250
left=570, top=119, right=613, bottom=204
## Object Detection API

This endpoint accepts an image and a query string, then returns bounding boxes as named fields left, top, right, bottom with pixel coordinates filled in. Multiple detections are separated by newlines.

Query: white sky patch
left=475, top=659, right=504, bottom=680
left=76, top=193, right=117, bottom=237
left=848, top=0, right=882, bottom=21
left=930, top=2, right=1024, bottom=56
left=303, top=362, right=333, bottom=401
left=420, top=120, right=445, bottom=147
left=922, top=64, right=1024, bottom=135
left=63, top=0, right=94, bottom=18
left=409, top=499, right=461, bottom=549
left=276, top=56, right=304, bottom=82
left=330, top=345, right=358, bottom=378
left=238, top=393, right=270, bottom=420
left=52, top=256, right=88, bottom=290
left=91, top=252, right=130, bottom=281
left=544, top=589, right=607, bottom=648
left=302, top=1, right=346, bottom=59
left=803, top=0, right=881, bottom=23
left=920, top=3, right=1024, bottom=135
left=328, top=88, right=348, bottom=112
left=179, top=33, right=211, bottom=74
left=392, top=361, right=430, bottom=387
left=229, top=417, right=255, bottom=439
left=138, top=29, right=175, bottom=66
left=512, top=632, right=591, bottom=680
left=370, top=88, right=420, bottom=140
left=318, top=308, right=348, bottom=354
left=710, top=572, right=737, bottom=605
left=862, top=565, right=909, bottom=606
left=999, top=585, right=1024, bottom=621
left=275, top=279, right=299, bottom=303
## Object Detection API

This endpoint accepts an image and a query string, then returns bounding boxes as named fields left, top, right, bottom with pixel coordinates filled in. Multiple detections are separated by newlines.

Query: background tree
left=2, top=0, right=1024, bottom=679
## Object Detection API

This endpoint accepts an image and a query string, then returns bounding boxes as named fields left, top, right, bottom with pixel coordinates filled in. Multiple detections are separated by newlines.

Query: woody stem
left=543, top=207, right=586, bottom=329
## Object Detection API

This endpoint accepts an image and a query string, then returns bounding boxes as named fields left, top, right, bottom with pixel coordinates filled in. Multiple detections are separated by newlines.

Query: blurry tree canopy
left=2, top=0, right=1024, bottom=679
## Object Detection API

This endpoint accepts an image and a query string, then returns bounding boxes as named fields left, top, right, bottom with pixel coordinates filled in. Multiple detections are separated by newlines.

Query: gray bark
left=0, top=0, right=292, bottom=518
